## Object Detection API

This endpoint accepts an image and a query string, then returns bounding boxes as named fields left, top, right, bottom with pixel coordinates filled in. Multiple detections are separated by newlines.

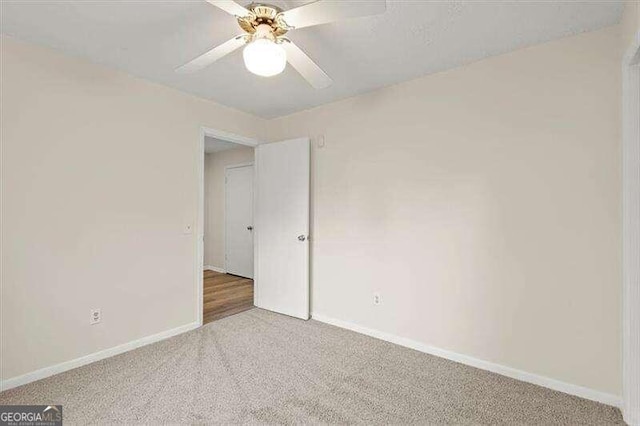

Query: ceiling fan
left=176, top=0, right=386, bottom=89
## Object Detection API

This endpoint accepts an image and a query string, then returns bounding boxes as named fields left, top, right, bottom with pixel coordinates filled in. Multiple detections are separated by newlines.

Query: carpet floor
left=0, top=309, right=623, bottom=424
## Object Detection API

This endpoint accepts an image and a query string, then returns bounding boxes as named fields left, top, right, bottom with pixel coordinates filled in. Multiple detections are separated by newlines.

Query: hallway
left=203, top=270, right=254, bottom=324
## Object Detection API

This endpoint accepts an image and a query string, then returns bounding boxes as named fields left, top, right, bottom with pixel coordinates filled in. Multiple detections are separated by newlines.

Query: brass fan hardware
left=237, top=3, right=292, bottom=37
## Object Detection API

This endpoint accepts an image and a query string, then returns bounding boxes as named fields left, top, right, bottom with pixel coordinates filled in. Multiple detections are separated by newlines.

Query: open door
left=254, top=138, right=310, bottom=320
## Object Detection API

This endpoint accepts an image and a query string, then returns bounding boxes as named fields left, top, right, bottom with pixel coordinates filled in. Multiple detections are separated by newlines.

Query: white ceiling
left=205, top=136, right=246, bottom=153
left=1, top=1, right=623, bottom=119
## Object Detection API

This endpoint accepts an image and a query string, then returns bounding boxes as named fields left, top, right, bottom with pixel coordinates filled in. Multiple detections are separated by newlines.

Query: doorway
left=200, top=129, right=258, bottom=325
left=197, top=128, right=311, bottom=327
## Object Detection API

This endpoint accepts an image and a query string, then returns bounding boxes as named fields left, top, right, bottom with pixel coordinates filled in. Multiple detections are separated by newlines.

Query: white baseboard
left=204, top=265, right=226, bottom=273
left=0, top=321, right=200, bottom=392
left=312, top=313, right=622, bottom=408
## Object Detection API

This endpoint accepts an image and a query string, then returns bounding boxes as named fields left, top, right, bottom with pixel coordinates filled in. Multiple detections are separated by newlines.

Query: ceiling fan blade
left=205, top=0, right=250, bottom=17
left=282, top=0, right=386, bottom=29
left=282, top=40, right=332, bottom=89
left=176, top=36, right=246, bottom=73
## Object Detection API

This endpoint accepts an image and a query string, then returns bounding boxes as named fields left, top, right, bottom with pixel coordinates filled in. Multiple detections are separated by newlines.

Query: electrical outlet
left=373, top=293, right=381, bottom=306
left=90, top=309, right=101, bottom=325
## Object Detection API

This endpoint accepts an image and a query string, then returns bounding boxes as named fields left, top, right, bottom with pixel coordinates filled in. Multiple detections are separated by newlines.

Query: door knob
left=298, top=235, right=306, bottom=242
left=247, top=226, right=253, bottom=231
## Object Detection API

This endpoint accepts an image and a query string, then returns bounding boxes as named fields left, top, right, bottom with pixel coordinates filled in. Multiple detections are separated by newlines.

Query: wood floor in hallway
left=203, top=270, right=254, bottom=325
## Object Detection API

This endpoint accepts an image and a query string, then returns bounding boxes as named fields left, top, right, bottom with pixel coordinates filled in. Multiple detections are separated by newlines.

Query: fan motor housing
left=237, top=3, right=290, bottom=37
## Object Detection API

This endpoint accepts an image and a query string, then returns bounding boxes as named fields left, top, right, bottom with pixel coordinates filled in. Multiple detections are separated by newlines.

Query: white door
left=255, top=138, right=310, bottom=320
left=225, top=164, right=254, bottom=278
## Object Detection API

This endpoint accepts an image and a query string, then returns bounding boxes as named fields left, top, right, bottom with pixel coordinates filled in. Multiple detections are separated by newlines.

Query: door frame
left=622, top=32, right=640, bottom=426
left=224, top=162, right=254, bottom=276
left=197, top=127, right=261, bottom=327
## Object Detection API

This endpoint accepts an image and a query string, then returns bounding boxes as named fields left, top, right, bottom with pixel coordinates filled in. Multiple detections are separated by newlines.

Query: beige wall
left=204, top=147, right=254, bottom=269
left=268, top=26, right=622, bottom=395
left=0, top=36, right=266, bottom=381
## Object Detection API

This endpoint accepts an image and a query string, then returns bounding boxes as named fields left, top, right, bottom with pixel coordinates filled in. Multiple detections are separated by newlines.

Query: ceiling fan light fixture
left=243, top=38, right=286, bottom=77
left=180, top=0, right=386, bottom=87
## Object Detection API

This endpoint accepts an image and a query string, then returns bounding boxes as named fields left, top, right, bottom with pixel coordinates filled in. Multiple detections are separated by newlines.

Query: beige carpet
left=0, top=309, right=623, bottom=424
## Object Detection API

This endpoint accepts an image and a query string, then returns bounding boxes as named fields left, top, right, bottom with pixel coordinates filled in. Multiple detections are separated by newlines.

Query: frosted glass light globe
left=243, top=39, right=286, bottom=77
